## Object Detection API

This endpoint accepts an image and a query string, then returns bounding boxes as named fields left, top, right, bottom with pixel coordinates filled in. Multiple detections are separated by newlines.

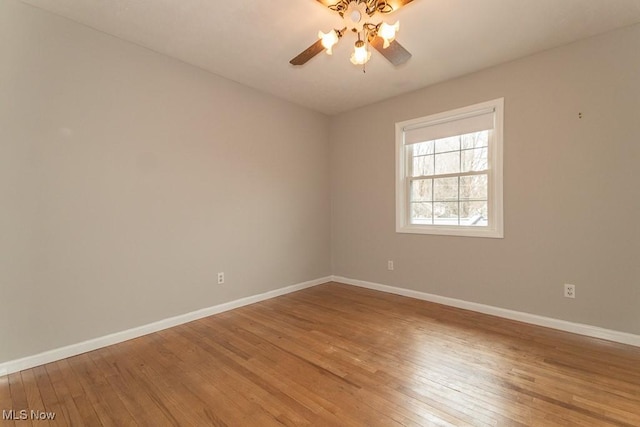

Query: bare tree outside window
left=409, top=131, right=489, bottom=226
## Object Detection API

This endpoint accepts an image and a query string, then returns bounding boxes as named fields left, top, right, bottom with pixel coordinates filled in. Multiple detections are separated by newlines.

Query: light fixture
left=378, top=21, right=399, bottom=48
left=290, top=0, right=413, bottom=69
left=350, top=39, right=371, bottom=65
left=318, top=29, right=340, bottom=55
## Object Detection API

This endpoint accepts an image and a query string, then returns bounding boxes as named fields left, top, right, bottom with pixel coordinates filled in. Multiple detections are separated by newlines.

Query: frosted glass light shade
left=350, top=41, right=371, bottom=65
left=379, top=21, right=399, bottom=48
left=318, top=30, right=339, bottom=55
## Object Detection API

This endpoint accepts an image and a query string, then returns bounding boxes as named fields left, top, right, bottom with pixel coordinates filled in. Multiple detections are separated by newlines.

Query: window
left=396, top=98, right=504, bottom=238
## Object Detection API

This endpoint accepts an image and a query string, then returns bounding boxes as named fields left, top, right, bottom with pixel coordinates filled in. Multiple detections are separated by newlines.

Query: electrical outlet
left=388, top=260, right=394, bottom=271
left=564, top=284, right=575, bottom=299
left=217, top=272, right=225, bottom=285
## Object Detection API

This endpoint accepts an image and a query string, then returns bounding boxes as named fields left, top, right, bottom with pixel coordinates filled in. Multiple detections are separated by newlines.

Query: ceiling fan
left=290, top=0, right=414, bottom=69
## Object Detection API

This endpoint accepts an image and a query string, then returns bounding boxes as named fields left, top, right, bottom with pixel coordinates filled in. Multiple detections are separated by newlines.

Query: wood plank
left=54, top=359, right=104, bottom=426
left=67, top=353, right=138, bottom=427
left=20, top=370, right=51, bottom=426
left=90, top=346, right=180, bottom=426
left=7, top=372, right=33, bottom=427
left=4, top=282, right=640, bottom=426
left=31, top=366, right=68, bottom=427
left=45, top=361, right=86, bottom=426
left=0, top=375, right=16, bottom=427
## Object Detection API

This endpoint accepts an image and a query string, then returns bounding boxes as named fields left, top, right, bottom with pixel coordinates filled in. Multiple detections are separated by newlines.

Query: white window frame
left=395, top=98, right=504, bottom=238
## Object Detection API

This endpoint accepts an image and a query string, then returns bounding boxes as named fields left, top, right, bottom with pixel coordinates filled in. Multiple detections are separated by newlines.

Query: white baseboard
left=3, top=274, right=637, bottom=377
left=0, top=276, right=332, bottom=377
left=332, top=275, right=640, bottom=348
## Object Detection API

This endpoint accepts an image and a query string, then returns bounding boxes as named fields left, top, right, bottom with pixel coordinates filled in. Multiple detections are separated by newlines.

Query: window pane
left=413, top=141, right=435, bottom=156
left=434, top=177, right=459, bottom=202
left=397, top=99, right=502, bottom=237
left=434, top=202, right=459, bottom=225
left=460, top=201, right=488, bottom=227
left=461, top=131, right=489, bottom=149
left=411, top=202, right=433, bottom=224
left=435, top=136, right=461, bottom=153
left=435, top=151, right=461, bottom=175
left=460, top=174, right=488, bottom=201
left=412, top=155, right=434, bottom=177
left=411, top=179, right=432, bottom=202
left=462, top=147, right=488, bottom=172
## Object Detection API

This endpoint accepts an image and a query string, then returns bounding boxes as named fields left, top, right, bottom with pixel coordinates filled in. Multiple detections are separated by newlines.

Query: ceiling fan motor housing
left=343, top=1, right=369, bottom=32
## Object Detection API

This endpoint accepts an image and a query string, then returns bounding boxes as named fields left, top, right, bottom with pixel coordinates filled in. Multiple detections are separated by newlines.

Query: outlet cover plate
left=564, top=284, right=575, bottom=298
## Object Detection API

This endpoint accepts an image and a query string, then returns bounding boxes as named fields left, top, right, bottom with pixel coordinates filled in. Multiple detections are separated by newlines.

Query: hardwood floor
left=2, top=282, right=640, bottom=426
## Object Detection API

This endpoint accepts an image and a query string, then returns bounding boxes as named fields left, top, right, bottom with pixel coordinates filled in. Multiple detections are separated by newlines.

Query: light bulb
left=350, top=40, right=371, bottom=65
left=378, top=21, right=399, bottom=48
left=318, top=30, right=339, bottom=55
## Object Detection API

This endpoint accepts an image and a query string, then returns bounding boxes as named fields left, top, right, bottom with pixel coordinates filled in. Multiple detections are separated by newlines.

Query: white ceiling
left=20, top=0, right=640, bottom=115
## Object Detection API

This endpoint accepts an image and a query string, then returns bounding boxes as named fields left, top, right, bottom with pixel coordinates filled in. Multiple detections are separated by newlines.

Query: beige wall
left=2, top=0, right=639, bottom=366
left=0, top=0, right=331, bottom=363
left=331, top=24, right=640, bottom=335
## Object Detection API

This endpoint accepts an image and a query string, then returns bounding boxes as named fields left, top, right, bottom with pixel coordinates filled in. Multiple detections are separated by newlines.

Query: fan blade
left=371, top=37, right=412, bottom=66
left=290, top=40, right=325, bottom=66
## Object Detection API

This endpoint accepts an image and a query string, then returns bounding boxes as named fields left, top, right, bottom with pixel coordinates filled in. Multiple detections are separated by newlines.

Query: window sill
left=396, top=224, right=504, bottom=239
